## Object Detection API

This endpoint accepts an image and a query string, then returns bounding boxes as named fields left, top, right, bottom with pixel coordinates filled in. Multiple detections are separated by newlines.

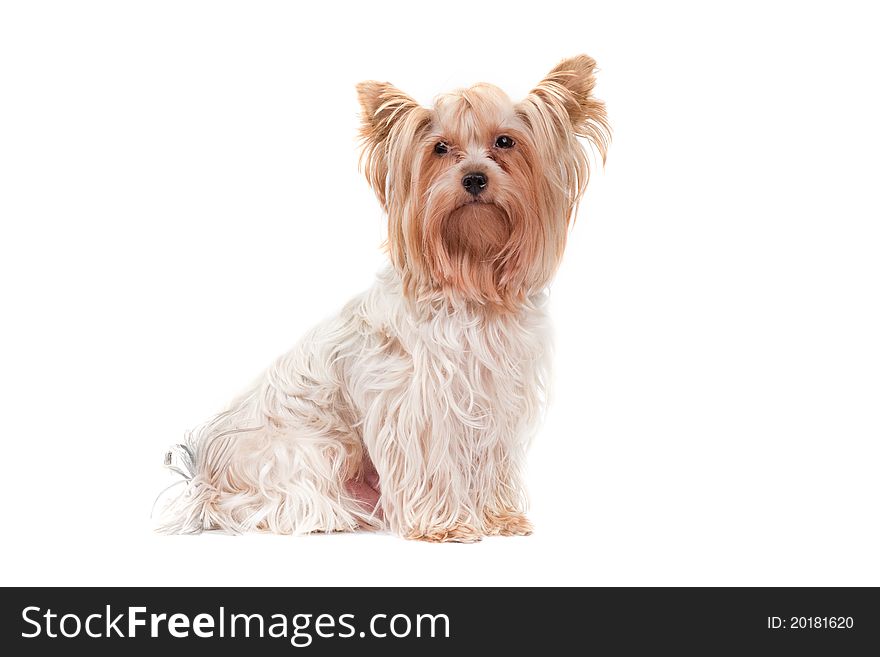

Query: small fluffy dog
left=158, top=55, right=609, bottom=542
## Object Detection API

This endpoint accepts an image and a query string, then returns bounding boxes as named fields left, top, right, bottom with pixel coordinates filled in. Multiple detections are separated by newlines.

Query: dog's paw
left=408, top=523, right=483, bottom=543
left=484, top=510, right=533, bottom=536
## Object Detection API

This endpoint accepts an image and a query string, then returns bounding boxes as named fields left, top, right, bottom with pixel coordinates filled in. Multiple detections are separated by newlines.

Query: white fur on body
left=159, top=267, right=551, bottom=538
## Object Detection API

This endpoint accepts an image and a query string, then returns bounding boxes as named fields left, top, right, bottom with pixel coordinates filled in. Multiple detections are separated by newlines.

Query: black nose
left=462, top=172, right=488, bottom=196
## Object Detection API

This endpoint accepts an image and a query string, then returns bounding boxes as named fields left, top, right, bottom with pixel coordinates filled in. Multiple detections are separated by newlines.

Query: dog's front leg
left=482, top=451, right=534, bottom=537
left=364, top=419, right=483, bottom=543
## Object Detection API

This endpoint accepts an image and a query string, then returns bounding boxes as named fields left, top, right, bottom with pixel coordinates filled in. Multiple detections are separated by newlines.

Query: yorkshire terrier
left=158, top=55, right=609, bottom=542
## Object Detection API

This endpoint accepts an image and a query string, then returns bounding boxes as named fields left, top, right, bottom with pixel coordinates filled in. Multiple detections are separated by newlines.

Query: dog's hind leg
left=157, top=366, right=381, bottom=535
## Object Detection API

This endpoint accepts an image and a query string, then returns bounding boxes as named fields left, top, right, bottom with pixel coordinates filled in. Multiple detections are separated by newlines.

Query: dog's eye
left=494, top=135, right=515, bottom=149
left=434, top=141, right=449, bottom=155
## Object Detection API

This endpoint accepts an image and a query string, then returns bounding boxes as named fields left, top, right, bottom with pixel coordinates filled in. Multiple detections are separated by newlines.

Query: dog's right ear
left=356, top=81, right=427, bottom=207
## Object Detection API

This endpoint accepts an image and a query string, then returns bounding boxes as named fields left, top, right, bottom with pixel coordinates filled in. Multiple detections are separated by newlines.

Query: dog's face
left=357, top=55, right=609, bottom=310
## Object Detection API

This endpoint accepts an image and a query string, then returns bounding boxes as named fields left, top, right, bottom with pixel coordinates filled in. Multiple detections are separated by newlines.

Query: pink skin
left=345, top=460, right=382, bottom=522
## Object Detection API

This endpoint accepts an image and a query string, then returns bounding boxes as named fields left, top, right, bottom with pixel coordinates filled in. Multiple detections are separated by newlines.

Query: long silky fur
left=157, top=270, right=551, bottom=537
left=157, top=55, right=609, bottom=541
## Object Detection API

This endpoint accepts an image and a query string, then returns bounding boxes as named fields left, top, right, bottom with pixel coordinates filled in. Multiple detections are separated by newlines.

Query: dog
left=157, top=55, right=609, bottom=542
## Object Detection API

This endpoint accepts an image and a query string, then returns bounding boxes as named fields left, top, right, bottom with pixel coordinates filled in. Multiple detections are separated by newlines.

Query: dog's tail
left=151, top=442, right=199, bottom=531
left=153, top=404, right=260, bottom=535
left=164, top=443, right=196, bottom=481
left=152, top=439, right=202, bottom=533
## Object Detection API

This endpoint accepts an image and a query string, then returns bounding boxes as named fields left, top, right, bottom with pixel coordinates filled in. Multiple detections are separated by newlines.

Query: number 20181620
left=768, top=617, right=854, bottom=629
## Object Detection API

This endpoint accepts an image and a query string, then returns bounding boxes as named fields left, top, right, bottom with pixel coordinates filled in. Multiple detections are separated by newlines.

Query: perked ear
left=528, top=55, right=610, bottom=161
left=355, top=81, right=424, bottom=207
left=356, top=81, right=421, bottom=144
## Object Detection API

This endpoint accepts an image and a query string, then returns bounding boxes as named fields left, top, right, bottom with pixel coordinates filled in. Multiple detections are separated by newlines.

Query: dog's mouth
left=442, top=201, right=512, bottom=257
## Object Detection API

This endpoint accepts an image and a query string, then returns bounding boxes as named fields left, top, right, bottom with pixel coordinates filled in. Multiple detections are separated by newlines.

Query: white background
left=1, top=1, right=878, bottom=586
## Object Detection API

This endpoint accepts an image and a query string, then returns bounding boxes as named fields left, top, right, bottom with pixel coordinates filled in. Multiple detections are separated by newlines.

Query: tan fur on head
left=357, top=56, right=610, bottom=310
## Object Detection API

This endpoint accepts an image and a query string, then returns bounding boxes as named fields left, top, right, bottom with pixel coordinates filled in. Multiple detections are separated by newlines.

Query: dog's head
left=357, top=55, right=609, bottom=310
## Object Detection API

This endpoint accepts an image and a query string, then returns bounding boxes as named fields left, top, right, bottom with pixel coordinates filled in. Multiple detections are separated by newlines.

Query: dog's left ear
left=356, top=81, right=427, bottom=207
left=357, top=81, right=421, bottom=145
left=525, top=55, right=610, bottom=162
